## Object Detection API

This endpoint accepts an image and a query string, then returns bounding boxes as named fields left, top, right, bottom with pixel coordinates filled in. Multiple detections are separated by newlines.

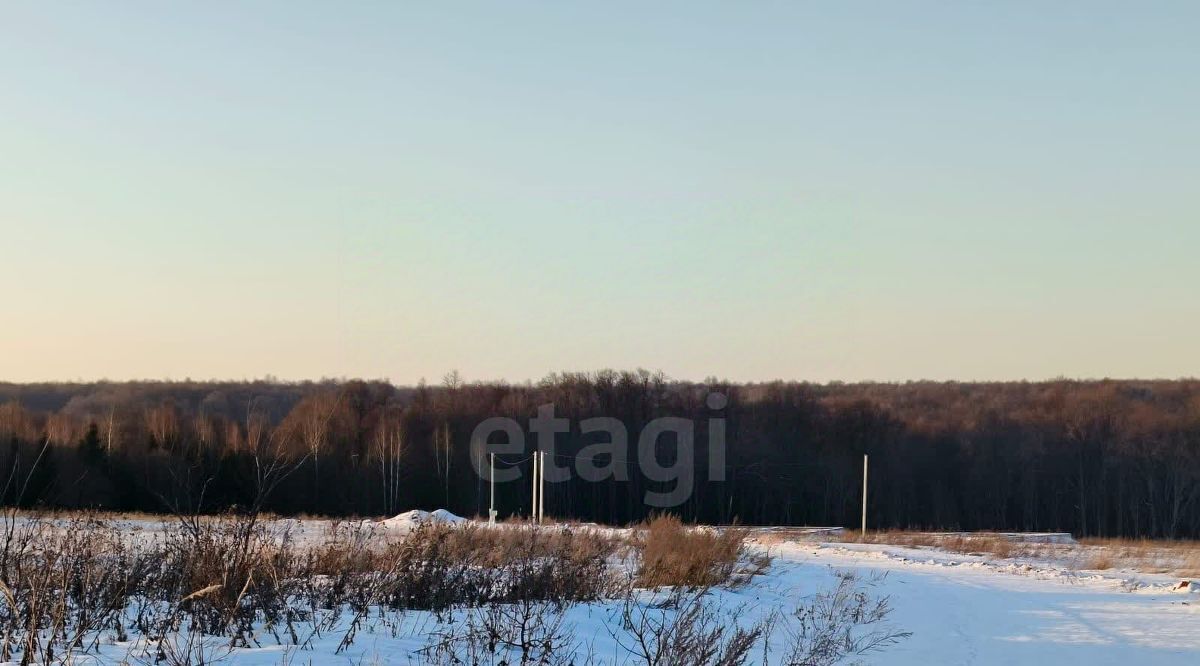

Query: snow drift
left=378, top=509, right=466, bottom=530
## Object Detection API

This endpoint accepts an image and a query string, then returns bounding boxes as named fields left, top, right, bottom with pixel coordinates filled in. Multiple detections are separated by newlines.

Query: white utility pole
left=531, top=452, right=540, bottom=522
left=861, top=454, right=869, bottom=536
left=489, top=453, right=497, bottom=525
left=538, top=451, right=546, bottom=523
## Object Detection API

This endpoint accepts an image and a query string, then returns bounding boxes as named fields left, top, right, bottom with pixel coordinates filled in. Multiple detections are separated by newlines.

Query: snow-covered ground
left=376, top=508, right=468, bottom=531
left=4, top=516, right=1197, bottom=664
left=76, top=534, right=1196, bottom=664
left=768, top=540, right=1199, bottom=664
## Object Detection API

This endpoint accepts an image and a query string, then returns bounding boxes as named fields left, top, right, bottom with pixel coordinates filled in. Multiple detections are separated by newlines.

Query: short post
left=861, top=454, right=869, bottom=536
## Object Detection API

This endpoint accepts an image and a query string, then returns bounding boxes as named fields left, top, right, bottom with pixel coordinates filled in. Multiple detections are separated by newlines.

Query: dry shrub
left=0, top=513, right=914, bottom=665
left=782, top=571, right=911, bottom=665
left=365, top=522, right=623, bottom=611
left=1084, top=553, right=1114, bottom=570
left=420, top=598, right=578, bottom=665
left=616, top=587, right=761, bottom=666
left=635, top=515, right=745, bottom=588
left=0, top=512, right=630, bottom=662
left=615, top=570, right=907, bottom=666
left=0, top=515, right=140, bottom=664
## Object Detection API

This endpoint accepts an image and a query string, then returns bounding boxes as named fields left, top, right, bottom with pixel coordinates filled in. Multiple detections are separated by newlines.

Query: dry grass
left=2, top=507, right=286, bottom=523
left=1084, top=553, right=1115, bottom=570
left=0, top=513, right=916, bottom=665
left=1077, top=537, right=1200, bottom=577
left=842, top=530, right=1200, bottom=578
left=634, top=515, right=746, bottom=588
left=846, top=531, right=1023, bottom=560
left=0, top=511, right=627, bottom=664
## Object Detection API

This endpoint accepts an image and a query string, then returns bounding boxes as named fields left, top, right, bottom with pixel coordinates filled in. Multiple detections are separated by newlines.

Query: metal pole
left=861, top=454, right=869, bottom=536
left=538, top=451, right=545, bottom=523
left=489, top=453, right=496, bottom=525
left=531, top=452, right=539, bottom=521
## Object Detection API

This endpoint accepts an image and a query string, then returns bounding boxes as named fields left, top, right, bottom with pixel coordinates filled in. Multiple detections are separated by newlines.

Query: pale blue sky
left=2, top=2, right=1197, bottom=383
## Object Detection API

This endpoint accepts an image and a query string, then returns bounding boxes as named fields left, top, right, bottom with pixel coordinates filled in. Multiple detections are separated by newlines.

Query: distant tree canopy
left=1, top=374, right=1199, bottom=538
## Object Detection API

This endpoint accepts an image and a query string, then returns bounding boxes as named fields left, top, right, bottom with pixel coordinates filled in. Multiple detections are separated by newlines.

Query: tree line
left=1, top=373, right=1198, bottom=538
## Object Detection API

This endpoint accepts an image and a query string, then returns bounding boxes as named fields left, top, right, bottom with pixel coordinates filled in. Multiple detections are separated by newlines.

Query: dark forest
left=2, top=372, right=1198, bottom=538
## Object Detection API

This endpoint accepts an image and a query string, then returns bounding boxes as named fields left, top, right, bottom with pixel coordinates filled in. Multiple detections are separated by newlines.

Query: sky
left=2, top=1, right=1197, bottom=384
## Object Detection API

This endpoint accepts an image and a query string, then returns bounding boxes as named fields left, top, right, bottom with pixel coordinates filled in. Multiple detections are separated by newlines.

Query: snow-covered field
left=767, top=540, right=1199, bottom=664
left=3, top=515, right=1197, bottom=665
